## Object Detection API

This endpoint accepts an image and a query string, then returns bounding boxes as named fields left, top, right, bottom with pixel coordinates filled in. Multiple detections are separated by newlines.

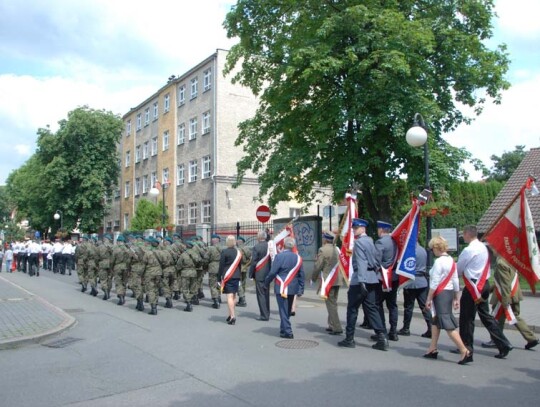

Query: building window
left=177, top=123, right=185, bottom=145
left=202, top=155, right=211, bottom=179
left=153, top=102, right=159, bottom=120
left=143, top=141, right=149, bottom=160
left=123, top=213, right=129, bottom=230
left=202, top=200, right=211, bottom=223
left=162, top=168, right=169, bottom=183
left=114, top=219, right=120, bottom=229
left=135, top=145, right=141, bottom=163
left=144, top=108, right=150, bottom=126
left=289, top=208, right=301, bottom=218
left=178, top=85, right=186, bottom=106
left=151, top=137, right=158, bottom=156
left=188, top=202, right=197, bottom=224
left=163, top=130, right=169, bottom=151
left=202, top=111, right=210, bottom=134
left=164, top=93, right=170, bottom=112
left=189, top=160, right=198, bottom=183
left=177, top=164, right=185, bottom=186
left=125, top=150, right=131, bottom=167
left=124, top=181, right=130, bottom=198
left=126, top=120, right=131, bottom=136
left=177, top=204, right=185, bottom=225
left=203, top=69, right=211, bottom=91
left=151, top=172, right=157, bottom=188
left=190, top=77, right=198, bottom=99
left=189, top=117, right=197, bottom=140
left=107, top=221, right=112, bottom=231
left=142, top=175, right=149, bottom=193
left=134, top=177, right=141, bottom=196
left=136, top=113, right=142, bottom=130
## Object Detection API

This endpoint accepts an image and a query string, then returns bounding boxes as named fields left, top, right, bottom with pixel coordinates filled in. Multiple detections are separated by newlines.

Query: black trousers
left=345, top=283, right=386, bottom=339
left=402, top=287, right=431, bottom=331
left=255, top=279, right=270, bottom=319
left=379, top=283, right=399, bottom=334
left=459, top=281, right=512, bottom=352
left=53, top=253, right=63, bottom=273
left=28, top=254, right=39, bottom=276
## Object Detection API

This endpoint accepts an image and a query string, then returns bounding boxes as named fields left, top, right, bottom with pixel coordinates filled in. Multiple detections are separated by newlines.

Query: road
left=1, top=270, right=538, bottom=407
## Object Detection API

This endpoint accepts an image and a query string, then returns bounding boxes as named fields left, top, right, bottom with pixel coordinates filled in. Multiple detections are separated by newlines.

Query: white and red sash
left=276, top=254, right=303, bottom=298
left=255, top=249, right=270, bottom=273
left=220, top=249, right=242, bottom=293
left=431, top=261, right=457, bottom=317
left=463, top=257, right=490, bottom=303
left=380, top=265, right=393, bottom=292
left=319, top=247, right=340, bottom=299
left=492, top=273, right=519, bottom=325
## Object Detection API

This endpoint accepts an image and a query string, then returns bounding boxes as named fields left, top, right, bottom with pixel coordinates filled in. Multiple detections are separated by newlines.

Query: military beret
left=165, top=237, right=173, bottom=243
left=185, top=241, right=193, bottom=248
left=237, top=236, right=246, bottom=242
left=211, top=234, right=221, bottom=240
left=352, top=218, right=368, bottom=228
left=103, top=234, right=113, bottom=240
left=173, top=233, right=181, bottom=238
left=116, top=235, right=125, bottom=242
left=376, top=220, right=392, bottom=230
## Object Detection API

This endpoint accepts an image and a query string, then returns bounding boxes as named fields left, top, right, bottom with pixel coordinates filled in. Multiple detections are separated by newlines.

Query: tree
left=488, top=145, right=526, bottom=182
left=130, top=199, right=162, bottom=231
left=224, top=0, right=510, bottom=220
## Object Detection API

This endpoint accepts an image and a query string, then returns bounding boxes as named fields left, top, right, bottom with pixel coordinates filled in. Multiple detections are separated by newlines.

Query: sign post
left=256, top=205, right=271, bottom=223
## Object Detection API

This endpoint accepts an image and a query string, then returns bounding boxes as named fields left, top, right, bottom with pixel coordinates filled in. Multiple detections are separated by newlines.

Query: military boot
left=212, top=298, right=220, bottom=309
left=372, top=333, right=389, bottom=351
left=90, top=286, right=98, bottom=296
left=191, top=295, right=199, bottom=305
left=102, top=291, right=109, bottom=300
left=136, top=299, right=144, bottom=311
left=148, top=304, right=158, bottom=315
left=173, top=291, right=180, bottom=300
left=81, top=283, right=87, bottom=293
left=158, top=287, right=164, bottom=297
left=165, top=298, right=173, bottom=308
left=237, top=297, right=247, bottom=307
left=117, top=295, right=125, bottom=306
left=338, top=336, right=356, bottom=348
left=197, top=288, right=205, bottom=299
left=184, top=302, right=193, bottom=312
left=145, top=294, right=149, bottom=303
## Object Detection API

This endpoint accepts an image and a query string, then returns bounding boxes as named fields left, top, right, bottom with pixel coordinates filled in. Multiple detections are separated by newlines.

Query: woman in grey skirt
left=423, top=236, right=471, bottom=365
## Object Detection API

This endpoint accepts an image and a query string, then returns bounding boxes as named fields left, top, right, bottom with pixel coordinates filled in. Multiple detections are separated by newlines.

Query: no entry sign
left=256, top=205, right=271, bottom=223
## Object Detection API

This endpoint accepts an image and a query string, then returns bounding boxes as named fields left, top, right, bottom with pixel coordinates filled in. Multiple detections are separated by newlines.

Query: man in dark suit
left=264, top=237, right=305, bottom=339
left=249, top=230, right=271, bottom=321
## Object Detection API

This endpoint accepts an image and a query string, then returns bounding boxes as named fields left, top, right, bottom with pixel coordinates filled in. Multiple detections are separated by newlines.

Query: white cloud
left=495, top=0, right=540, bottom=38
left=14, top=145, right=32, bottom=156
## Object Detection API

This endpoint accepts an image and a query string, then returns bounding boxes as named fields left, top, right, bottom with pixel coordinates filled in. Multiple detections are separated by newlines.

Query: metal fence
left=175, top=221, right=273, bottom=246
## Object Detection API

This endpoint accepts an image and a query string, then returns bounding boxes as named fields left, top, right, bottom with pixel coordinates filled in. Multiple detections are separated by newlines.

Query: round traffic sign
left=256, top=205, right=271, bottom=223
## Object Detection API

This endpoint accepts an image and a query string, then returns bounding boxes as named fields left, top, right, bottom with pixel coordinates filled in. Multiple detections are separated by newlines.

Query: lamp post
left=149, top=181, right=170, bottom=237
left=406, top=113, right=432, bottom=265
left=54, top=210, right=63, bottom=230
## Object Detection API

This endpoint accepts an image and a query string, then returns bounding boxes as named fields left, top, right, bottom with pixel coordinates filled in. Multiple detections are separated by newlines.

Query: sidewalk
left=0, top=274, right=76, bottom=349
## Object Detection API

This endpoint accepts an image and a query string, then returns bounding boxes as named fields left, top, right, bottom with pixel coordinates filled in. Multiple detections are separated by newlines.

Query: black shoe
left=338, top=338, right=356, bottom=348
left=494, top=346, right=513, bottom=359
left=165, top=298, right=173, bottom=308
left=290, top=311, right=296, bottom=316
left=280, top=333, right=294, bottom=339
left=458, top=351, right=473, bottom=365
left=191, top=296, right=199, bottom=305
left=359, top=321, right=372, bottom=329
left=90, top=287, right=98, bottom=297
left=423, top=350, right=439, bottom=359
left=325, top=327, right=333, bottom=332
left=398, top=328, right=410, bottom=336
left=526, top=339, right=539, bottom=350
left=372, top=333, right=389, bottom=351
left=184, top=303, right=193, bottom=312
left=388, top=333, right=399, bottom=342
left=173, top=292, right=180, bottom=300
left=117, top=295, right=125, bottom=306
left=212, top=299, right=220, bottom=309
left=329, top=331, right=343, bottom=336
left=227, top=317, right=236, bottom=325
left=197, top=289, right=205, bottom=299
left=226, top=316, right=231, bottom=322
left=421, top=331, right=432, bottom=338
left=102, top=292, right=109, bottom=301
left=148, top=304, right=157, bottom=315
left=370, top=334, right=378, bottom=341
left=256, top=316, right=269, bottom=321
left=481, top=340, right=497, bottom=349
left=136, top=299, right=144, bottom=311
left=237, top=297, right=247, bottom=307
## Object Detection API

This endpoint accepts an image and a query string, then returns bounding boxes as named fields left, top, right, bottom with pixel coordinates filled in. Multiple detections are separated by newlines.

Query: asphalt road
left=1, top=271, right=538, bottom=407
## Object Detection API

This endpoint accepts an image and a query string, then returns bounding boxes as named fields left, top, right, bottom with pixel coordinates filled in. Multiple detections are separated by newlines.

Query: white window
left=189, top=117, right=197, bottom=140
left=134, top=178, right=141, bottom=196
left=151, top=137, right=158, bottom=156
left=151, top=172, right=157, bottom=188
left=202, top=200, right=211, bottom=223
left=142, top=175, right=149, bottom=193
left=136, top=113, right=142, bottom=130
left=178, top=85, right=186, bottom=106
left=123, top=213, right=129, bottom=230
left=203, top=69, right=211, bottom=91
left=153, top=102, right=158, bottom=120
left=125, top=150, right=131, bottom=167
left=202, top=155, right=211, bottom=179
left=126, top=120, right=131, bottom=136
left=190, top=77, right=198, bottom=99
left=289, top=208, right=301, bottom=217
left=177, top=204, right=185, bottom=225
left=162, top=168, right=169, bottom=183
left=202, top=111, right=210, bottom=134
left=114, top=188, right=120, bottom=199
left=143, top=142, right=149, bottom=159
left=177, top=123, right=185, bottom=145
left=124, top=181, right=130, bottom=198
left=188, top=202, right=197, bottom=224
left=114, top=219, right=120, bottom=229
left=189, top=160, right=197, bottom=183
left=162, top=130, right=169, bottom=151
left=164, top=93, right=170, bottom=112
left=176, top=164, right=185, bottom=186
left=144, top=108, right=150, bottom=125
left=135, top=145, right=141, bottom=163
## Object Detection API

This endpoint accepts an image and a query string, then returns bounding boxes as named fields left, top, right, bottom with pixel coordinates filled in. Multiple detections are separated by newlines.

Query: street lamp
left=406, top=113, right=432, bottom=265
left=149, top=181, right=170, bottom=237
left=54, top=210, right=63, bottom=230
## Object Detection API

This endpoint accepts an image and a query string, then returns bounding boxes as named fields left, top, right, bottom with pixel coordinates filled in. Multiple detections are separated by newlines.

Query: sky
left=0, top=0, right=539, bottom=185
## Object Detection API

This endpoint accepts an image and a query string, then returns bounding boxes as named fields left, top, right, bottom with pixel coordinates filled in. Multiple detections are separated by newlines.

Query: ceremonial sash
left=220, top=249, right=242, bottom=293
left=255, top=249, right=270, bottom=273
left=276, top=255, right=303, bottom=298
left=319, top=247, right=340, bottom=299
left=463, top=257, right=490, bottom=303
left=431, top=261, right=457, bottom=317
left=380, top=265, right=393, bottom=292
left=492, top=273, right=519, bottom=325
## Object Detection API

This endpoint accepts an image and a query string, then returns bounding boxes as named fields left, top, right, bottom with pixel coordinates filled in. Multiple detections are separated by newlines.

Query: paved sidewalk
left=0, top=274, right=76, bottom=349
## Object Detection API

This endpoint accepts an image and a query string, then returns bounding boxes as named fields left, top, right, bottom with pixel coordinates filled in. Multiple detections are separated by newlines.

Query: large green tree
left=224, top=0, right=510, bottom=220
left=130, top=199, right=162, bottom=231
left=488, top=145, right=526, bottom=182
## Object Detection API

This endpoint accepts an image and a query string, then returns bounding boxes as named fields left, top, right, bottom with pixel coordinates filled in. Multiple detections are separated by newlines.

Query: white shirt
left=62, top=243, right=74, bottom=255
left=29, top=241, right=41, bottom=254
left=457, top=238, right=490, bottom=281
left=429, top=255, right=459, bottom=291
left=53, top=242, right=64, bottom=253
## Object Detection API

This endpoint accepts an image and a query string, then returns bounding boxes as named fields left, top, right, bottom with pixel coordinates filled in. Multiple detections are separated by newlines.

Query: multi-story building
left=104, top=49, right=335, bottom=237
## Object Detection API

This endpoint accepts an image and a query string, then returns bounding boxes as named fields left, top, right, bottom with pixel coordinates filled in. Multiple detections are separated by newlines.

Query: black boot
left=117, top=295, right=125, bottom=306
left=212, top=298, right=220, bottom=309
left=81, top=283, right=87, bottom=293
left=237, top=297, right=247, bottom=307
left=372, top=333, right=389, bottom=351
left=136, top=299, right=144, bottom=311
left=184, top=302, right=193, bottom=312
left=148, top=304, right=157, bottom=315
left=338, top=336, right=356, bottom=348
left=145, top=294, right=149, bottom=303
left=165, top=298, right=173, bottom=308
left=158, top=287, right=164, bottom=297
left=191, top=295, right=199, bottom=305
left=103, top=291, right=109, bottom=300
left=131, top=291, right=136, bottom=298
left=91, top=287, right=98, bottom=296
left=197, top=288, right=205, bottom=299
left=173, top=291, right=180, bottom=300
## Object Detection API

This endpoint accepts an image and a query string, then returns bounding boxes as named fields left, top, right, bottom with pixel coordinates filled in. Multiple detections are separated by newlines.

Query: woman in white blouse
left=424, top=236, right=471, bottom=365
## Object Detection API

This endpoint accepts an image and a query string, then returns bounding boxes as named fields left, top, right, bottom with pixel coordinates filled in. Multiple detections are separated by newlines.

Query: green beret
left=237, top=236, right=246, bottom=242
left=116, top=235, right=125, bottom=242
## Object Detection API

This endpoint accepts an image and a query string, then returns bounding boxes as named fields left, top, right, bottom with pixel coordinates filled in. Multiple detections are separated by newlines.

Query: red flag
left=338, top=193, right=357, bottom=284
left=485, top=179, right=540, bottom=292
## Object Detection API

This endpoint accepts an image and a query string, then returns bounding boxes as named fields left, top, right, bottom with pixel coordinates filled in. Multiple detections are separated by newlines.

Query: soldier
left=87, top=237, right=99, bottom=296
left=249, top=230, right=272, bottom=321
left=236, top=236, right=251, bottom=307
left=176, top=241, right=199, bottom=312
left=142, top=237, right=163, bottom=315
left=171, top=234, right=186, bottom=300
left=156, top=237, right=176, bottom=309
left=192, top=237, right=209, bottom=304
left=129, top=236, right=147, bottom=311
left=96, top=235, right=114, bottom=300
left=111, top=235, right=131, bottom=306
left=75, top=237, right=89, bottom=292
left=207, top=234, right=223, bottom=309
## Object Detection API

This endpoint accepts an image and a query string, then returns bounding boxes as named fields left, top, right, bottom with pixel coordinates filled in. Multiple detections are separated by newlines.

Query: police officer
left=249, top=230, right=272, bottom=321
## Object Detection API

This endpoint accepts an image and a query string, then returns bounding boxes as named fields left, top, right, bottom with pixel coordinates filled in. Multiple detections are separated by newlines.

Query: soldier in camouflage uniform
left=236, top=236, right=252, bottom=307
left=87, top=237, right=100, bottom=296
left=130, top=237, right=147, bottom=311
left=156, top=237, right=176, bottom=308
left=143, top=237, right=163, bottom=315
left=75, top=236, right=89, bottom=292
left=96, top=235, right=114, bottom=300
left=176, top=241, right=200, bottom=312
left=111, top=235, right=131, bottom=306
left=207, top=234, right=223, bottom=309
left=192, top=237, right=209, bottom=304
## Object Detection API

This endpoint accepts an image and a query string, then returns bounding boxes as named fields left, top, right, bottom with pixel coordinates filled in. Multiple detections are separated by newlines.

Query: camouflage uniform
left=96, top=238, right=114, bottom=300
left=86, top=239, right=99, bottom=296
left=111, top=239, right=131, bottom=305
left=207, top=239, right=222, bottom=308
left=237, top=239, right=252, bottom=306
left=193, top=241, right=209, bottom=303
left=143, top=243, right=162, bottom=314
left=75, top=239, right=89, bottom=292
left=155, top=246, right=176, bottom=308
left=176, top=245, right=200, bottom=312
left=130, top=243, right=146, bottom=311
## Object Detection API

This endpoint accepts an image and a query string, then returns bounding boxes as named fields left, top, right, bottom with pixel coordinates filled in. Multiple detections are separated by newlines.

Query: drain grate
left=63, top=308, right=85, bottom=313
left=42, top=337, right=83, bottom=348
left=276, top=339, right=319, bottom=349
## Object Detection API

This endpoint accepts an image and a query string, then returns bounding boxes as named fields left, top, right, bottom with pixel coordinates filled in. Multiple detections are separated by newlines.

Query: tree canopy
left=130, top=199, right=162, bottom=232
left=488, top=145, right=526, bottom=182
left=224, top=0, right=510, bottom=220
